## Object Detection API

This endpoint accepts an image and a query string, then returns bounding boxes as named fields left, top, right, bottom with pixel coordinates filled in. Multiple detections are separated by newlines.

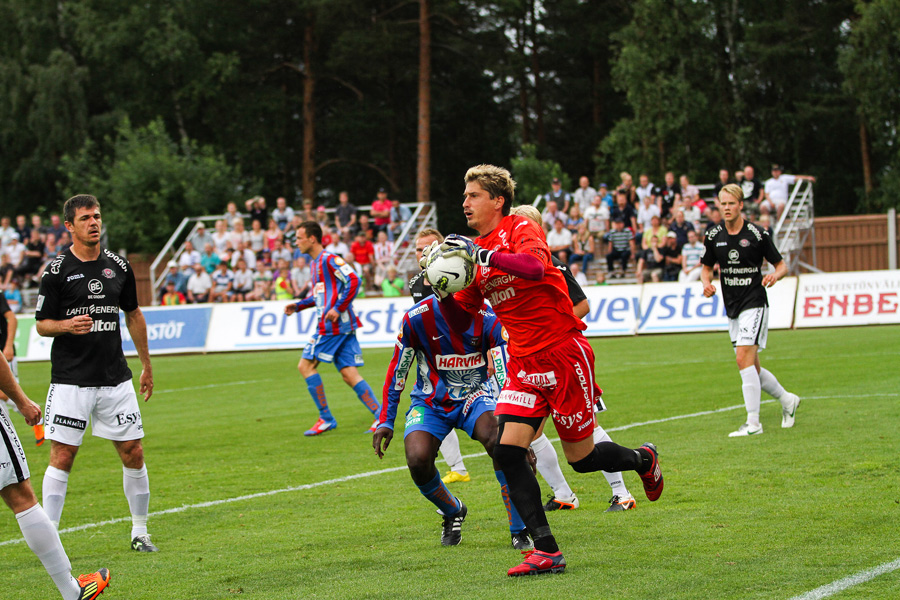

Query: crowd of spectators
left=0, top=213, right=72, bottom=312
left=158, top=191, right=418, bottom=304
left=535, top=163, right=812, bottom=285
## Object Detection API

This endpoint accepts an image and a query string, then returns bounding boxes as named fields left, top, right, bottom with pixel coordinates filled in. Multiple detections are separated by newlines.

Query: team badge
left=102, top=268, right=116, bottom=278
left=739, top=239, right=750, bottom=247
left=88, top=279, right=103, bottom=294
left=334, top=257, right=346, bottom=266
left=500, top=326, right=509, bottom=342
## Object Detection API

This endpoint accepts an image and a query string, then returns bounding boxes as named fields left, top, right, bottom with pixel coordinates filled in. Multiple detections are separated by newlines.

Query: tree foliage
left=0, top=0, right=895, bottom=253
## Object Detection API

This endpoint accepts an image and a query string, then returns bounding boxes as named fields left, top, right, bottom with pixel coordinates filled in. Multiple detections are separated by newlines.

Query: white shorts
left=0, top=402, right=30, bottom=490
left=45, top=380, right=144, bottom=446
left=729, top=306, right=768, bottom=349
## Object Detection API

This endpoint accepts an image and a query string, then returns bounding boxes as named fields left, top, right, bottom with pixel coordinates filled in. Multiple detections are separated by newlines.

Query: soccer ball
left=425, top=254, right=475, bottom=294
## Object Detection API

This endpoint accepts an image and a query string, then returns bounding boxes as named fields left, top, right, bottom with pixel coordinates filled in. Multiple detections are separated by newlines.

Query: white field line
left=788, top=557, right=900, bottom=600
left=4, top=389, right=899, bottom=600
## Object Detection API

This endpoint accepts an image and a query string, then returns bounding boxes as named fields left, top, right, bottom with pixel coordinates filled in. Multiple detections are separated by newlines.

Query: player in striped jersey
left=1, top=354, right=110, bottom=599
left=373, top=299, right=533, bottom=550
left=284, top=222, right=379, bottom=436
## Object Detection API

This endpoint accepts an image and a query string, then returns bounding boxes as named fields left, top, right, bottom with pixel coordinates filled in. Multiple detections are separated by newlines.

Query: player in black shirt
left=0, top=294, right=46, bottom=445
left=34, top=195, right=159, bottom=553
left=700, top=184, right=800, bottom=438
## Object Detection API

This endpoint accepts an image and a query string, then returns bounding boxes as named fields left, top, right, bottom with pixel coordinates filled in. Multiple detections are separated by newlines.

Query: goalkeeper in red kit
left=426, top=164, right=664, bottom=577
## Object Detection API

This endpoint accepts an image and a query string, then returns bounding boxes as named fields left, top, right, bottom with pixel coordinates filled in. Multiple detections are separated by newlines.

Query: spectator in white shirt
left=178, top=240, right=201, bottom=272
left=569, top=262, right=588, bottom=287
left=541, top=200, right=562, bottom=234
left=571, top=176, right=597, bottom=214
left=762, top=164, right=816, bottom=221
left=231, top=258, right=254, bottom=301
left=211, top=219, right=230, bottom=255
left=290, top=256, right=311, bottom=298
left=584, top=194, right=610, bottom=255
left=325, top=237, right=349, bottom=258
left=636, top=173, right=655, bottom=204
left=636, top=193, right=661, bottom=246
left=229, top=219, right=249, bottom=249
left=231, top=241, right=257, bottom=271
left=223, top=202, right=243, bottom=230
left=546, top=218, right=573, bottom=263
left=186, top=263, right=213, bottom=303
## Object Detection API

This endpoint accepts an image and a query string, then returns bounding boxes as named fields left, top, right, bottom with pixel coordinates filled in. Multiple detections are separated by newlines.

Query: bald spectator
left=334, top=191, right=357, bottom=240
left=546, top=219, right=573, bottom=263
left=572, top=176, right=597, bottom=214
left=178, top=240, right=201, bottom=271
left=186, top=263, right=212, bottom=303
left=272, top=197, right=295, bottom=231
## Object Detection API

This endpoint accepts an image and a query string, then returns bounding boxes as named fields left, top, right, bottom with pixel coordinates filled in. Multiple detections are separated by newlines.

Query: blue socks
left=495, top=470, right=527, bottom=534
left=417, top=472, right=461, bottom=516
left=353, top=380, right=379, bottom=415
left=305, top=374, right=334, bottom=422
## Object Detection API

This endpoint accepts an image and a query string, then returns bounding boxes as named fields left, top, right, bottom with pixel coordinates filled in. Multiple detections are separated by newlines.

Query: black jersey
left=408, top=269, right=431, bottom=305
left=700, top=221, right=782, bottom=319
left=0, top=294, right=12, bottom=355
left=35, top=248, right=139, bottom=386
left=551, top=256, right=587, bottom=307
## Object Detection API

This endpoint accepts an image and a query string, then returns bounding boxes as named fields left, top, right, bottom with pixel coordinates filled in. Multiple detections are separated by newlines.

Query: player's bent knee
left=493, top=443, right=527, bottom=469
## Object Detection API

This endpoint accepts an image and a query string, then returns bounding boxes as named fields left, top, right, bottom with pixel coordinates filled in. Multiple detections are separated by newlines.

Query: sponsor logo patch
left=88, top=279, right=103, bottom=294
left=498, top=390, right=537, bottom=409
left=67, top=273, right=85, bottom=282
left=436, top=353, right=485, bottom=370
left=53, top=415, right=87, bottom=431
left=405, top=408, right=424, bottom=427
left=517, top=370, right=557, bottom=388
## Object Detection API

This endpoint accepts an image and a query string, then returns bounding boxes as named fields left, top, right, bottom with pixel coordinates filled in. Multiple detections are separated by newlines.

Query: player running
left=700, top=184, right=800, bottom=437
left=431, top=165, right=663, bottom=576
left=1, top=354, right=111, bottom=599
left=284, top=221, right=380, bottom=436
left=373, top=296, right=532, bottom=550
left=35, top=194, right=157, bottom=553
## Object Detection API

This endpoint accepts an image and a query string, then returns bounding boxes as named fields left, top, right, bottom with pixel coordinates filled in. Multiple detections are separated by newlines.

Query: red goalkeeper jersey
left=454, top=214, right=585, bottom=357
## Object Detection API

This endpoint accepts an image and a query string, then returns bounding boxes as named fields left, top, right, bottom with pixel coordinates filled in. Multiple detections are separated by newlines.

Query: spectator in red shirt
left=370, top=188, right=392, bottom=234
left=350, top=231, right=375, bottom=289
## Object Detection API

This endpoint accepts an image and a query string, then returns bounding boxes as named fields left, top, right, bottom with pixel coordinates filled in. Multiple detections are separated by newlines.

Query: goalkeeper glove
left=440, top=234, right=494, bottom=267
left=419, top=240, right=441, bottom=269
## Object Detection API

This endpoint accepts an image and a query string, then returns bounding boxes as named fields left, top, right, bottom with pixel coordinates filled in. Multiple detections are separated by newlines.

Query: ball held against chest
left=425, top=254, right=475, bottom=294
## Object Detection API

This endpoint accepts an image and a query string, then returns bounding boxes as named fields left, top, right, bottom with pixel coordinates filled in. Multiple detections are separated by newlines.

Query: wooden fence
left=801, top=213, right=900, bottom=273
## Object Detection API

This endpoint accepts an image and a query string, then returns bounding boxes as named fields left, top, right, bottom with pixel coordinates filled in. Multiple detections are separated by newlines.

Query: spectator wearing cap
left=370, top=188, right=392, bottom=234
left=161, top=260, right=189, bottom=299
left=388, top=197, right=412, bottom=241
left=668, top=208, right=695, bottom=249
left=659, top=231, right=683, bottom=282
left=762, top=164, right=816, bottom=221
left=597, top=183, right=614, bottom=209
left=572, top=176, right=597, bottom=214
left=271, top=197, right=295, bottom=231
left=604, top=218, right=635, bottom=278
left=542, top=177, right=572, bottom=214
left=189, top=222, right=215, bottom=252
left=334, top=191, right=357, bottom=241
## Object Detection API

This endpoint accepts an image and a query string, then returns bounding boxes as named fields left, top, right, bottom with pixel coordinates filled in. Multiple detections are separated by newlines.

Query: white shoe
left=781, top=393, right=800, bottom=428
left=729, top=422, right=763, bottom=437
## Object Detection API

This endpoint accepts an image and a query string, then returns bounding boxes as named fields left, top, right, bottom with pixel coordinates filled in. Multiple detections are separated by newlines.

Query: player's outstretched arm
left=125, top=307, right=154, bottom=401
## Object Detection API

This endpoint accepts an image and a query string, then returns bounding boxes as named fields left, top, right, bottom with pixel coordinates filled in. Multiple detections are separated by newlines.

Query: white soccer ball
left=425, top=254, right=475, bottom=294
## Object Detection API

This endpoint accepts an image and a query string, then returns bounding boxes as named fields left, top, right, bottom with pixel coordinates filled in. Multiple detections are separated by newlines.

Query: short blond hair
left=510, top=204, right=542, bottom=227
left=416, top=228, right=444, bottom=243
left=465, top=164, right=516, bottom=215
left=718, top=183, right=744, bottom=203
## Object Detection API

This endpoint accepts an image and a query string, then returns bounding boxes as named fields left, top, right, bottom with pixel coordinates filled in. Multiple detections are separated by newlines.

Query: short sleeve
left=35, top=271, right=62, bottom=320
left=120, top=264, right=139, bottom=312
left=700, top=232, right=717, bottom=267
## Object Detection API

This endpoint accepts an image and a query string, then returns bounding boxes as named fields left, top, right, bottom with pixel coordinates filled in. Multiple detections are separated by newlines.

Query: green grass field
left=3, top=325, right=899, bottom=599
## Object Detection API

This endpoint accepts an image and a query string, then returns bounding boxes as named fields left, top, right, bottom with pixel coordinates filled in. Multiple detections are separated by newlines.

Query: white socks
left=16, top=503, right=80, bottom=600
left=439, top=430, right=467, bottom=475
left=592, top=425, right=631, bottom=499
left=759, top=367, right=787, bottom=401
left=123, top=465, right=150, bottom=539
left=42, top=466, right=69, bottom=529
left=740, top=366, right=762, bottom=426
left=531, top=433, right=575, bottom=501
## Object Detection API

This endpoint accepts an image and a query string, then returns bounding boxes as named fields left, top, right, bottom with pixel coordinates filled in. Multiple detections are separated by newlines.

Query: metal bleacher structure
left=149, top=182, right=818, bottom=304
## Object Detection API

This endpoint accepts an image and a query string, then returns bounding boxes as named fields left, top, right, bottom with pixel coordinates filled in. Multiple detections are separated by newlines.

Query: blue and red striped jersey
left=295, top=251, right=362, bottom=335
left=379, top=297, right=506, bottom=430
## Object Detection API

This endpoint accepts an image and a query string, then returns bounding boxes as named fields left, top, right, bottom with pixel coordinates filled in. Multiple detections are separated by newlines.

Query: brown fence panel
left=802, top=214, right=900, bottom=272
left=129, top=254, right=155, bottom=307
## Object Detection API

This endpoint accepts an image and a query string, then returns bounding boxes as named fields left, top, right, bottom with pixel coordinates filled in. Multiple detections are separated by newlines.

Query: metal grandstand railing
left=393, top=202, right=437, bottom=275
left=773, top=179, right=820, bottom=274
